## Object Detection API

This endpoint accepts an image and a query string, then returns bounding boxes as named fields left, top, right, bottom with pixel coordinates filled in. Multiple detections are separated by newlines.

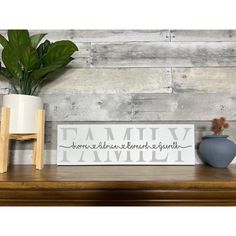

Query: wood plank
left=171, top=30, right=236, bottom=42
left=36, top=109, right=45, bottom=170
left=0, top=165, right=236, bottom=184
left=2, top=93, right=236, bottom=121
left=91, top=42, right=236, bottom=67
left=10, top=134, right=37, bottom=140
left=132, top=93, right=236, bottom=121
left=40, top=68, right=172, bottom=94
left=0, top=30, right=170, bottom=42
left=0, top=107, right=10, bottom=173
left=0, top=165, right=236, bottom=206
left=42, top=93, right=132, bottom=121
left=172, top=67, right=236, bottom=93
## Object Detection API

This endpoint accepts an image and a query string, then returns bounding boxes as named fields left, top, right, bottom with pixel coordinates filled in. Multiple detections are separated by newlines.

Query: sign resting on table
left=57, top=124, right=195, bottom=165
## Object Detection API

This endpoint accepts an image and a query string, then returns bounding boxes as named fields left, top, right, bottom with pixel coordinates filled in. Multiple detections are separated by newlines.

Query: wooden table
left=1, top=165, right=236, bottom=206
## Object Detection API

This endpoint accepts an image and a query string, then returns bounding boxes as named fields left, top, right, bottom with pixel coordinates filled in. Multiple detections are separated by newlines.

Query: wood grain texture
left=0, top=30, right=170, bottom=42
left=42, top=93, right=132, bottom=121
left=91, top=42, right=236, bottom=67
left=40, top=68, right=172, bottom=94
left=1, top=93, right=236, bottom=121
left=132, top=93, right=236, bottom=121
left=0, top=165, right=236, bottom=206
left=172, top=67, right=236, bottom=93
left=171, top=30, right=236, bottom=42
left=41, top=93, right=236, bottom=121
left=0, top=107, right=10, bottom=173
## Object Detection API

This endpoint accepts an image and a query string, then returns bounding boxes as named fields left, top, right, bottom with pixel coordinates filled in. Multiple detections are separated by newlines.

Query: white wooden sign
left=57, top=124, right=195, bottom=165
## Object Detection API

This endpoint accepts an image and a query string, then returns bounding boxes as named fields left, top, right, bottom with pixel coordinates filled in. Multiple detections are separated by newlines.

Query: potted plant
left=0, top=30, right=78, bottom=133
left=198, top=117, right=236, bottom=168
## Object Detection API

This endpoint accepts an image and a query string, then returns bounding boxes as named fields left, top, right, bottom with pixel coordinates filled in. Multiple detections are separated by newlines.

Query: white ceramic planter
left=3, top=94, right=43, bottom=134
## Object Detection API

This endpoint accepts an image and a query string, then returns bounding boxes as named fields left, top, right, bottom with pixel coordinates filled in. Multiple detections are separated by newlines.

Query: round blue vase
left=199, top=135, right=236, bottom=168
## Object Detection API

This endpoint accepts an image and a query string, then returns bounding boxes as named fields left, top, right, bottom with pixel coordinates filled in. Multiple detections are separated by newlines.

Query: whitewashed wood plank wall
left=0, top=30, right=236, bottom=164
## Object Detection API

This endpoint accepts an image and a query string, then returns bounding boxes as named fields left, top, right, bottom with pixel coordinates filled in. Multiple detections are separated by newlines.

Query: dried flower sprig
left=211, top=117, right=229, bottom=135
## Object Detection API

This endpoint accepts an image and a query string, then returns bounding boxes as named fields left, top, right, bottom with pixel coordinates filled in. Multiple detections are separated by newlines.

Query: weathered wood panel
left=172, top=67, right=236, bottom=93
left=42, top=93, right=132, bottom=121
left=132, top=93, right=236, bottom=121
left=0, top=30, right=170, bottom=42
left=2, top=93, right=235, bottom=122
left=40, top=68, right=172, bottom=94
left=171, top=30, right=236, bottom=42
left=91, top=42, right=236, bottom=67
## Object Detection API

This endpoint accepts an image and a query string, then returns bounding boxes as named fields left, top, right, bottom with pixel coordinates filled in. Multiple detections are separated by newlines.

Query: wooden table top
left=1, top=165, right=236, bottom=206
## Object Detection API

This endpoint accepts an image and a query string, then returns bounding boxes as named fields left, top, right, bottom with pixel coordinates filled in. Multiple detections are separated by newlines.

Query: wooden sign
left=57, top=124, right=195, bottom=165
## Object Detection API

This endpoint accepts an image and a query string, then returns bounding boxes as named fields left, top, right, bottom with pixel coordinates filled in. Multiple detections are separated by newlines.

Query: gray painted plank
left=2, top=93, right=235, bottom=122
left=91, top=42, right=236, bottom=67
left=0, top=30, right=170, bottom=42
left=172, top=67, right=236, bottom=93
left=40, top=68, right=172, bottom=94
left=132, top=93, right=236, bottom=121
left=171, top=30, right=236, bottom=42
left=42, top=93, right=132, bottom=121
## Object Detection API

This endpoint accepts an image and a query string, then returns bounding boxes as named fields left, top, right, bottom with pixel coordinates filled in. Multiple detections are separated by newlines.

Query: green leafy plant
left=0, top=30, right=78, bottom=95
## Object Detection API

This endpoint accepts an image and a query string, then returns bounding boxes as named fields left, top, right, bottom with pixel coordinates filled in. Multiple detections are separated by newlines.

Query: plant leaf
left=19, top=44, right=39, bottom=71
left=7, top=30, right=31, bottom=57
left=0, top=34, right=8, bottom=48
left=30, top=33, right=47, bottom=48
left=37, top=40, right=51, bottom=59
left=0, top=62, right=19, bottom=93
left=42, top=40, right=78, bottom=66
left=30, top=62, right=69, bottom=82
left=2, top=46, right=22, bottom=80
left=0, top=63, right=13, bottom=80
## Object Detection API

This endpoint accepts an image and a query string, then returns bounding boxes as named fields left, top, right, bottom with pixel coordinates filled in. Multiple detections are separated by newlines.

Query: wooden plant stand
left=0, top=107, right=45, bottom=173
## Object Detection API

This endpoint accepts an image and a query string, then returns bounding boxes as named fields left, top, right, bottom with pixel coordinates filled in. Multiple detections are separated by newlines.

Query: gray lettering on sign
left=169, top=128, right=178, bottom=140
left=150, top=128, right=159, bottom=140
left=125, top=151, right=132, bottom=162
left=137, top=151, right=145, bottom=162
left=61, top=127, right=77, bottom=141
left=114, top=151, right=122, bottom=162
left=137, top=128, right=145, bottom=140
left=151, top=151, right=168, bottom=162
left=176, top=151, right=184, bottom=163
left=123, top=128, right=133, bottom=140
left=169, top=127, right=191, bottom=141
left=78, top=151, right=85, bottom=162
left=61, top=150, right=69, bottom=162
left=183, top=128, right=191, bottom=140
left=105, top=128, right=114, bottom=140
left=93, top=151, right=102, bottom=162
left=86, top=128, right=94, bottom=140
left=105, top=151, right=112, bottom=162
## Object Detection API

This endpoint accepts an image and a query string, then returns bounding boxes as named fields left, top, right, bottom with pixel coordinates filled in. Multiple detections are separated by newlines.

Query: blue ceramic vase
left=199, top=135, right=236, bottom=168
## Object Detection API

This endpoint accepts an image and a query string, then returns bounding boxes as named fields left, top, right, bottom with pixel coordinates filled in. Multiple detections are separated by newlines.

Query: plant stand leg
left=32, top=140, right=37, bottom=165
left=0, top=107, right=10, bottom=173
left=36, top=109, right=45, bottom=170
